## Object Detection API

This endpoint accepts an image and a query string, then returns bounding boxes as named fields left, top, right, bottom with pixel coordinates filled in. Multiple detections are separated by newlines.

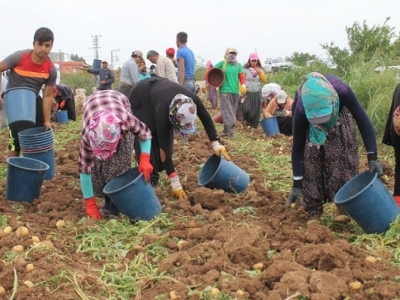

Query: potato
left=16, top=226, right=29, bottom=237
left=365, top=256, right=377, bottom=263
left=31, top=236, right=40, bottom=243
left=3, top=226, right=12, bottom=235
left=56, top=220, right=66, bottom=229
left=26, top=264, right=34, bottom=271
left=12, top=245, right=24, bottom=254
left=169, top=291, right=177, bottom=299
left=187, top=220, right=198, bottom=228
left=349, top=281, right=362, bottom=290
left=177, top=240, right=188, bottom=250
left=46, top=235, right=53, bottom=241
left=0, top=229, right=6, bottom=238
left=252, top=262, right=264, bottom=270
left=210, top=287, right=220, bottom=297
left=24, top=281, right=34, bottom=288
left=0, top=286, right=5, bottom=295
left=236, top=289, right=244, bottom=296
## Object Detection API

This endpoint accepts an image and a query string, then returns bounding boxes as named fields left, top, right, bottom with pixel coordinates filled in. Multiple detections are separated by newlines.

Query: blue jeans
left=183, top=77, right=196, bottom=92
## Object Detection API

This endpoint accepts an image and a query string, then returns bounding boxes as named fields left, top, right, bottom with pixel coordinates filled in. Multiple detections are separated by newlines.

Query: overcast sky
left=1, top=0, right=400, bottom=68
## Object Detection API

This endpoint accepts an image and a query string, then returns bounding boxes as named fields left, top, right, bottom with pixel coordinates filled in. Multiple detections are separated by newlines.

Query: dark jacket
left=87, top=68, right=115, bottom=90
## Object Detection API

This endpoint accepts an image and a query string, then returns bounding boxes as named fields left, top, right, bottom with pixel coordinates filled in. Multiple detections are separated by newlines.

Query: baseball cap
left=276, top=90, right=288, bottom=104
left=226, top=47, right=238, bottom=54
left=249, top=53, right=259, bottom=61
left=132, top=50, right=143, bottom=58
left=166, top=48, right=175, bottom=56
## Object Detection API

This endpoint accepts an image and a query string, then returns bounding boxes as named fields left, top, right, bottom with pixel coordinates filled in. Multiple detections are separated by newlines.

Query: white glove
left=210, top=141, right=230, bottom=160
left=169, top=174, right=182, bottom=191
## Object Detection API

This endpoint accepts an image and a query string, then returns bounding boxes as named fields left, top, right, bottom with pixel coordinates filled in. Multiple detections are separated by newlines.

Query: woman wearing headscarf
left=213, top=48, right=246, bottom=138
left=382, top=83, right=400, bottom=207
left=264, top=90, right=294, bottom=136
left=241, top=53, right=267, bottom=128
left=79, top=90, right=154, bottom=220
left=287, top=72, right=384, bottom=223
left=261, top=82, right=281, bottom=110
left=203, top=60, right=218, bottom=109
left=138, top=61, right=151, bottom=81
left=129, top=77, right=230, bottom=200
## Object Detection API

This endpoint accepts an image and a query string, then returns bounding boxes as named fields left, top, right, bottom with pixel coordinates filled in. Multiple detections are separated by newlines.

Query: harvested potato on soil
left=3, top=226, right=12, bottom=235
left=16, top=226, right=29, bottom=237
left=56, top=220, right=66, bottom=229
left=349, top=281, right=363, bottom=290
left=365, top=256, right=377, bottom=263
left=26, top=264, right=34, bottom=271
left=0, top=286, right=5, bottom=295
left=169, top=290, right=177, bottom=299
left=24, top=281, right=34, bottom=288
left=31, top=236, right=40, bottom=243
left=210, top=287, right=220, bottom=297
left=12, top=245, right=24, bottom=253
left=252, top=262, right=264, bottom=270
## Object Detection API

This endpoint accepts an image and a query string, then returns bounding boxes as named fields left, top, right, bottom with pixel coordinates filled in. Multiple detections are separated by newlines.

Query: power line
left=111, top=49, right=120, bottom=68
left=90, top=35, right=102, bottom=59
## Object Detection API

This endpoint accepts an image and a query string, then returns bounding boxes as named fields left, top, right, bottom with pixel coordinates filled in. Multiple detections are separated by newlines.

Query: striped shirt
left=155, top=55, right=178, bottom=83
left=79, top=90, right=152, bottom=174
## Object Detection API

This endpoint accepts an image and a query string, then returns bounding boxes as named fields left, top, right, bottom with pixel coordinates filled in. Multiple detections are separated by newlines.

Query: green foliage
left=70, top=54, right=86, bottom=63
left=286, top=52, right=318, bottom=67
left=195, top=66, right=206, bottom=81
left=61, top=71, right=96, bottom=94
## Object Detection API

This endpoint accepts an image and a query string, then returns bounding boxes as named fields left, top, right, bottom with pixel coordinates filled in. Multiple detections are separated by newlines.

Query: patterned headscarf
left=89, top=110, right=122, bottom=160
left=301, top=72, right=340, bottom=146
left=393, top=106, right=400, bottom=135
left=169, top=94, right=197, bottom=134
left=224, top=47, right=238, bottom=65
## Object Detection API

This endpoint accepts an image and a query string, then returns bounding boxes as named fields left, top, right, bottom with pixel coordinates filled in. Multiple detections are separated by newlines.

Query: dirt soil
left=0, top=101, right=399, bottom=300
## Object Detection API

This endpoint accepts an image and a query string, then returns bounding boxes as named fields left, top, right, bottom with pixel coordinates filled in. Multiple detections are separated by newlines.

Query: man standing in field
left=0, top=27, right=57, bottom=157
left=85, top=59, right=115, bottom=91
left=147, top=50, right=178, bottom=83
left=117, top=50, right=142, bottom=97
left=176, top=32, right=196, bottom=92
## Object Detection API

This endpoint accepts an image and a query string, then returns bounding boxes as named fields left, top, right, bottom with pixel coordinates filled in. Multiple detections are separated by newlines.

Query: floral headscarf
left=393, top=106, right=400, bottom=135
left=169, top=94, right=197, bottom=134
left=301, top=72, right=340, bottom=146
left=89, top=110, right=122, bottom=160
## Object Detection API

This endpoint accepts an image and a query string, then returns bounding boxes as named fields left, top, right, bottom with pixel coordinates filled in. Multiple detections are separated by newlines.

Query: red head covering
left=166, top=48, right=175, bottom=56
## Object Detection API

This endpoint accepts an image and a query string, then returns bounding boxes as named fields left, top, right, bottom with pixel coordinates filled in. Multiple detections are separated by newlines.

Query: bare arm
left=42, top=85, right=53, bottom=130
left=0, top=61, right=9, bottom=102
left=178, top=59, right=185, bottom=85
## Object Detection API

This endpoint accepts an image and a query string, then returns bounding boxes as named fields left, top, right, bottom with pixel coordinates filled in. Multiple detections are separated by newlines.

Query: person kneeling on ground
left=264, top=90, right=294, bottom=136
left=79, top=90, right=154, bottom=220
left=52, top=84, right=76, bottom=121
left=129, top=77, right=230, bottom=200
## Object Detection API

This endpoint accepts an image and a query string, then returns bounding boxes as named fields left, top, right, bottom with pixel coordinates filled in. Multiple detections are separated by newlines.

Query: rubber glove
left=286, top=180, right=302, bottom=210
left=169, top=173, right=186, bottom=200
left=367, top=153, right=384, bottom=176
left=210, top=141, right=230, bottom=161
left=138, top=153, right=153, bottom=182
left=80, top=173, right=102, bottom=220
left=85, top=197, right=102, bottom=220
left=240, top=84, right=247, bottom=96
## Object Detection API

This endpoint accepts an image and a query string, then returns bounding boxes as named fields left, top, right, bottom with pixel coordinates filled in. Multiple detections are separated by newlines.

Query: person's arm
left=258, top=68, right=267, bottom=83
left=87, top=69, right=99, bottom=75
left=291, top=94, right=308, bottom=179
left=129, top=63, right=139, bottom=85
left=264, top=99, right=276, bottom=118
left=177, top=58, right=185, bottom=85
left=42, top=67, right=57, bottom=129
left=0, top=51, right=25, bottom=101
left=165, top=59, right=178, bottom=83
left=106, top=70, right=115, bottom=85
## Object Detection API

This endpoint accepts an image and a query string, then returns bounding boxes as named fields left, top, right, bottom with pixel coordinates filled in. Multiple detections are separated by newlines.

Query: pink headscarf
left=206, top=60, right=213, bottom=69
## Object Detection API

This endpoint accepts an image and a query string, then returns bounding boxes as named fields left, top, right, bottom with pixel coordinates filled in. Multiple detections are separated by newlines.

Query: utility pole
left=91, top=35, right=102, bottom=59
left=111, top=49, right=120, bottom=68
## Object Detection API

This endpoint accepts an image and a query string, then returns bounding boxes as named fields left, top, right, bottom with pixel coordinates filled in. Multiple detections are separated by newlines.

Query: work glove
left=367, top=153, right=384, bottom=177
left=240, top=84, right=247, bottom=96
left=59, top=99, right=66, bottom=109
left=85, top=197, right=102, bottom=220
left=210, top=141, right=230, bottom=161
left=202, top=86, right=207, bottom=94
left=169, top=173, right=186, bottom=200
left=138, top=153, right=153, bottom=182
left=286, top=180, right=302, bottom=210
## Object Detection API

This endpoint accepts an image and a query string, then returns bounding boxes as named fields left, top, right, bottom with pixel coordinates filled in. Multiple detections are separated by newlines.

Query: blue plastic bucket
left=22, top=148, right=55, bottom=180
left=93, top=59, right=102, bottom=70
left=198, top=154, right=250, bottom=193
left=103, top=168, right=162, bottom=221
left=18, top=127, right=53, bottom=139
left=3, top=87, right=37, bottom=131
left=260, top=117, right=280, bottom=136
left=6, top=157, right=49, bottom=202
left=334, top=171, right=400, bottom=234
left=56, top=110, right=68, bottom=124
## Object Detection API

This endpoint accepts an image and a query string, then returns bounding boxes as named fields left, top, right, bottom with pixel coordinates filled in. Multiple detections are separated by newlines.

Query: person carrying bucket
left=128, top=77, right=230, bottom=200
left=287, top=72, right=384, bottom=224
left=382, top=83, right=400, bottom=207
left=203, top=60, right=219, bottom=109
left=52, top=84, right=76, bottom=121
left=0, top=28, right=57, bottom=158
left=79, top=90, right=154, bottom=220
left=213, top=47, right=246, bottom=139
left=264, top=90, right=294, bottom=136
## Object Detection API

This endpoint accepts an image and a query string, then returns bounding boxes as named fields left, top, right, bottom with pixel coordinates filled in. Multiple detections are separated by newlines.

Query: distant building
left=49, top=52, right=65, bottom=62
left=52, top=61, right=87, bottom=73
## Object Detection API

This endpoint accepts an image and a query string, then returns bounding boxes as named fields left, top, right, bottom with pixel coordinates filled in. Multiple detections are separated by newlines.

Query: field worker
left=382, top=83, right=400, bottom=207
left=129, top=77, right=230, bottom=200
left=0, top=27, right=57, bottom=157
left=85, top=59, right=115, bottom=91
left=203, top=60, right=218, bottom=109
left=79, top=90, right=154, bottom=220
left=264, top=90, right=294, bottom=136
left=261, top=83, right=281, bottom=108
left=147, top=50, right=178, bottom=83
left=287, top=72, right=383, bottom=224
left=117, top=50, right=142, bottom=97
left=52, top=84, right=76, bottom=121
left=213, top=47, right=246, bottom=138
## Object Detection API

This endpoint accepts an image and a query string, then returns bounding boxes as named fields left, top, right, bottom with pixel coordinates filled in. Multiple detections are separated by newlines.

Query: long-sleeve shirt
left=155, top=55, right=178, bottom=83
left=129, top=77, right=219, bottom=175
left=120, top=58, right=139, bottom=86
left=292, top=74, right=377, bottom=178
left=87, top=68, right=115, bottom=90
left=79, top=90, right=152, bottom=174
left=265, top=96, right=294, bottom=117
left=243, top=68, right=267, bottom=92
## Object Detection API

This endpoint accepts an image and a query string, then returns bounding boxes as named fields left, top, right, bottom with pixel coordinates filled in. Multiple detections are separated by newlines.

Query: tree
left=70, top=54, right=86, bottom=63
left=286, top=52, right=317, bottom=66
